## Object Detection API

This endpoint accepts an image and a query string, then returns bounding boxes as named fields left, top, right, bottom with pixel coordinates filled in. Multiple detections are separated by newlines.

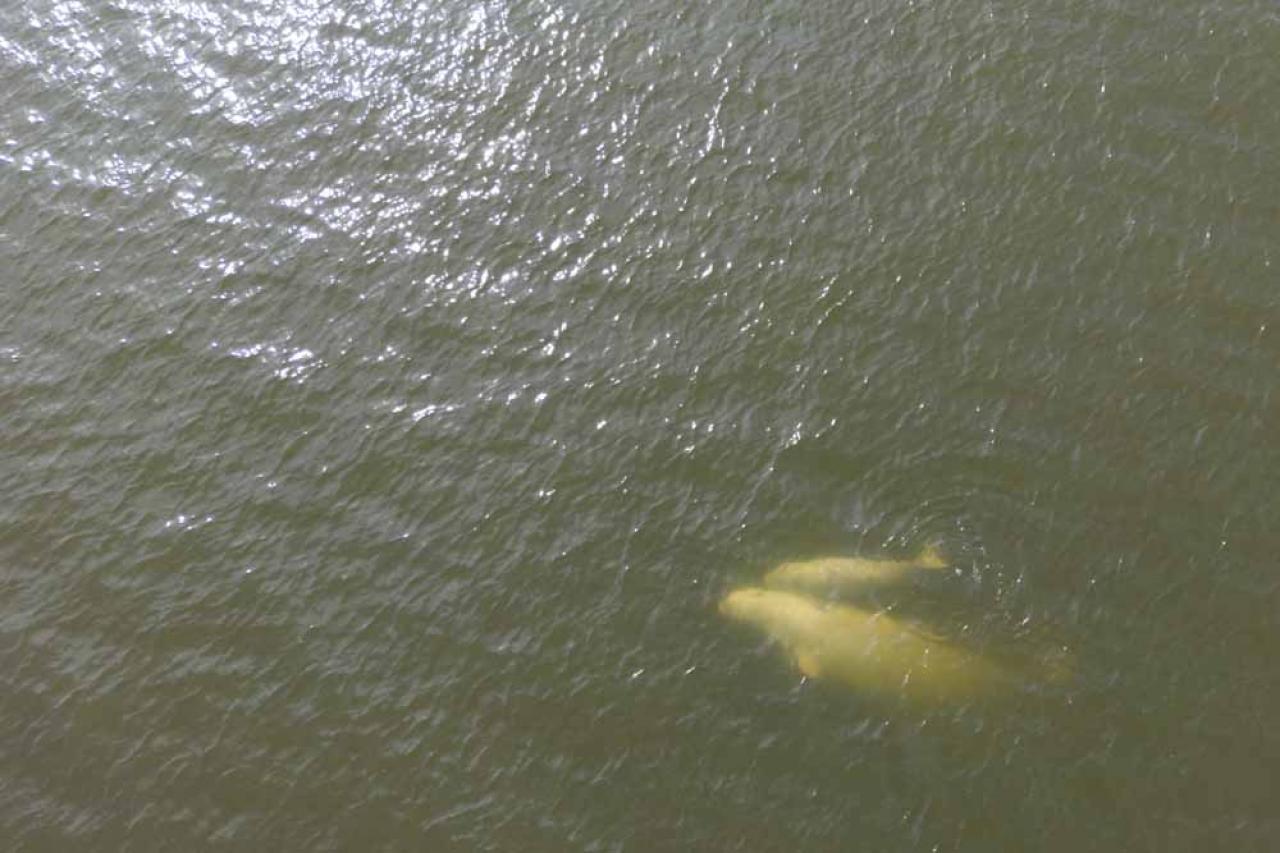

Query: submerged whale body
left=719, top=586, right=1029, bottom=705
left=763, top=543, right=949, bottom=596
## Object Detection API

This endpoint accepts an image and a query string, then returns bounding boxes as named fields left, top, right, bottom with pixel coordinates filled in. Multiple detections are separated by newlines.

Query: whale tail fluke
left=914, top=542, right=948, bottom=570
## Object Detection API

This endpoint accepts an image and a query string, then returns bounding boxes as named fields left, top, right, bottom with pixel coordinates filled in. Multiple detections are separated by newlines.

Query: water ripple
left=4, top=0, right=1280, bottom=849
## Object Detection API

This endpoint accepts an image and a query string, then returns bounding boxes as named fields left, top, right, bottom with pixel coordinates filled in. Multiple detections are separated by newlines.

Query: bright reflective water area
left=3, top=1, right=1279, bottom=850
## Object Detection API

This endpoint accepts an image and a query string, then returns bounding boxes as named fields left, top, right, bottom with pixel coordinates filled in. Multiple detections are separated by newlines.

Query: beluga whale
left=721, top=544, right=1073, bottom=705
left=720, top=587, right=1018, bottom=705
left=763, top=542, right=949, bottom=597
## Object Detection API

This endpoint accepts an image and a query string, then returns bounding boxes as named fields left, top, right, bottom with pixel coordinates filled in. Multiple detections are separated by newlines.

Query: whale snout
left=719, top=587, right=765, bottom=620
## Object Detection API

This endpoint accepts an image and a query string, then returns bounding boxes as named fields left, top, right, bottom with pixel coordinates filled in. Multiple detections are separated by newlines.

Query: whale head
left=719, top=586, right=772, bottom=622
left=719, top=587, right=826, bottom=637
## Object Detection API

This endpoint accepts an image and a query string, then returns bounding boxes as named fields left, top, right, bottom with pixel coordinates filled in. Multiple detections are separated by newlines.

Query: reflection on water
left=3, top=0, right=1279, bottom=849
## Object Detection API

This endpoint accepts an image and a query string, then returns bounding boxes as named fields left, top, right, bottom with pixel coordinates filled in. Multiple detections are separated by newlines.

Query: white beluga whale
left=763, top=543, right=949, bottom=597
left=720, top=586, right=1019, bottom=705
left=722, top=543, right=1073, bottom=704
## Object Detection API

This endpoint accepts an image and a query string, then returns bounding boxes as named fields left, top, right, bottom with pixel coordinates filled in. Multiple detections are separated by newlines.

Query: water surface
left=3, top=1, right=1279, bottom=849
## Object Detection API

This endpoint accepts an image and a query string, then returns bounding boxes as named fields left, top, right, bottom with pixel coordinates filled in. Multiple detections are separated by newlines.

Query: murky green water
left=3, top=1, right=1279, bottom=849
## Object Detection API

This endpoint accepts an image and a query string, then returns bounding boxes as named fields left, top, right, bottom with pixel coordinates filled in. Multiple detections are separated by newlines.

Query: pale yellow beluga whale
left=719, top=586, right=1025, bottom=705
left=763, top=543, right=949, bottom=596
